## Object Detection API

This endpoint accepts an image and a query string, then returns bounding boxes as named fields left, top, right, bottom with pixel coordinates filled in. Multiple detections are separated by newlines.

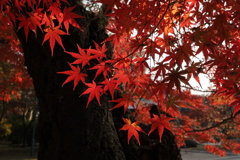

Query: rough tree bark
left=16, top=1, right=182, bottom=160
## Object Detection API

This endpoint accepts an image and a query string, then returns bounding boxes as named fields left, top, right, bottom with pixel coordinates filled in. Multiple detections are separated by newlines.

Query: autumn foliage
left=0, top=14, right=32, bottom=103
left=1, top=0, right=240, bottom=156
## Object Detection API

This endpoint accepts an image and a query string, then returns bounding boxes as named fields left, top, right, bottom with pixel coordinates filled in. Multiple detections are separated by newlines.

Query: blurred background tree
left=0, top=14, right=37, bottom=147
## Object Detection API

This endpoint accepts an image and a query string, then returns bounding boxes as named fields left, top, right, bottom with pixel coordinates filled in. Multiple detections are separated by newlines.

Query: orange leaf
left=148, top=114, right=175, bottom=142
left=120, top=118, right=146, bottom=145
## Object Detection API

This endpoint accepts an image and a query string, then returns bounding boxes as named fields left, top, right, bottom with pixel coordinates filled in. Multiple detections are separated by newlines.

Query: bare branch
left=182, top=85, right=215, bottom=93
left=186, top=110, right=240, bottom=133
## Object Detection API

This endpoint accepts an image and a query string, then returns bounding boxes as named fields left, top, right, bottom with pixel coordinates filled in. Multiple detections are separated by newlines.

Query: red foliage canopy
left=1, top=0, right=240, bottom=155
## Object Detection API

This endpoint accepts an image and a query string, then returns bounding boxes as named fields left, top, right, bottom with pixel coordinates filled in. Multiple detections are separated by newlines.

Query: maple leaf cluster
left=169, top=92, right=240, bottom=155
left=1, top=0, right=84, bottom=55
left=120, top=114, right=174, bottom=145
left=1, top=0, right=240, bottom=152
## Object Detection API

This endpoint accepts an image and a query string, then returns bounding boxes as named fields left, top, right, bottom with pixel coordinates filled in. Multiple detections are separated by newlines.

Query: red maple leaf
left=14, top=0, right=24, bottom=11
left=57, top=63, right=87, bottom=90
left=148, top=114, right=175, bottom=142
left=133, top=57, right=150, bottom=73
left=88, top=41, right=107, bottom=61
left=17, top=15, right=30, bottom=39
left=120, top=118, right=146, bottom=145
left=17, top=9, right=42, bottom=40
left=41, top=13, right=54, bottom=27
left=80, top=81, right=103, bottom=107
left=90, top=61, right=112, bottom=79
left=100, top=78, right=119, bottom=100
left=47, top=2, right=63, bottom=23
left=185, top=62, right=203, bottom=88
left=180, top=12, right=193, bottom=28
left=163, top=67, right=191, bottom=93
left=110, top=93, right=135, bottom=113
left=63, top=6, right=85, bottom=33
left=42, top=25, right=69, bottom=55
left=164, top=93, right=192, bottom=112
left=65, top=44, right=94, bottom=68
left=113, top=71, right=130, bottom=89
left=152, top=62, right=170, bottom=80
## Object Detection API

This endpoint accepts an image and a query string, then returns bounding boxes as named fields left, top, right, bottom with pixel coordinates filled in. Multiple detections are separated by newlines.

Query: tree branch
left=182, top=85, right=215, bottom=93
left=186, top=110, right=240, bottom=133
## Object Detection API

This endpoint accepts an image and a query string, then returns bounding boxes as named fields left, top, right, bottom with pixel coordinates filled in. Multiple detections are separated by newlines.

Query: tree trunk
left=16, top=1, right=182, bottom=160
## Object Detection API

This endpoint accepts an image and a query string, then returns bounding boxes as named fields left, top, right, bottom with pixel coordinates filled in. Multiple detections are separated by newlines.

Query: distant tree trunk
left=21, top=115, right=33, bottom=147
left=16, top=1, right=182, bottom=160
left=0, top=100, right=6, bottom=122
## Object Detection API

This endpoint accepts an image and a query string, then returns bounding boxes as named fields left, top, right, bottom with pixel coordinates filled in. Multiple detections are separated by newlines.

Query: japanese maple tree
left=1, top=0, right=240, bottom=159
left=0, top=14, right=33, bottom=122
left=173, top=92, right=240, bottom=156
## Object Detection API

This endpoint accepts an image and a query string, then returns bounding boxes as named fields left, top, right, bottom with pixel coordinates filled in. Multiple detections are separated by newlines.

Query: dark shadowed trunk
left=16, top=1, right=182, bottom=160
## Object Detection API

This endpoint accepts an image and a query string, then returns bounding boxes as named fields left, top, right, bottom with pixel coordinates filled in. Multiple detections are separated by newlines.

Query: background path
left=1, top=143, right=240, bottom=160
left=181, top=148, right=240, bottom=160
left=0, top=144, right=37, bottom=160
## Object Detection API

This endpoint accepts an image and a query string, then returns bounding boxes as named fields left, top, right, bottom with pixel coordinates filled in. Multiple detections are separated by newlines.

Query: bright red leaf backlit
left=120, top=118, right=145, bottom=145
left=2, top=0, right=240, bottom=155
left=148, top=114, right=175, bottom=142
